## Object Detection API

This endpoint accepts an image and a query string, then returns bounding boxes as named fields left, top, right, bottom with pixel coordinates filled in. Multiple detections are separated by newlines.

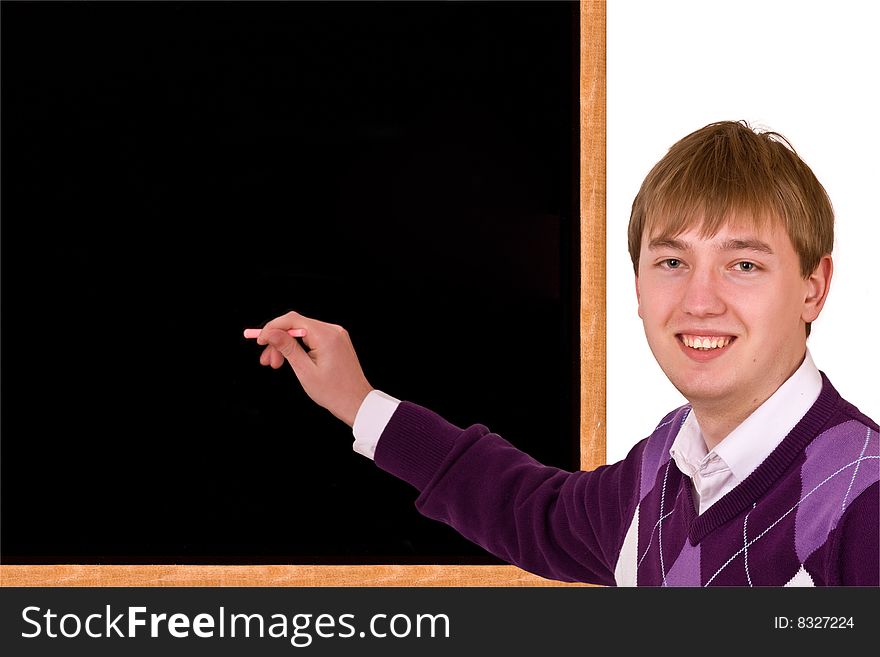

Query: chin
left=667, top=372, right=735, bottom=405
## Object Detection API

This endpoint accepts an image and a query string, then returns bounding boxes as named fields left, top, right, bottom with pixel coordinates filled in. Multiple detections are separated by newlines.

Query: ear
left=635, top=273, right=643, bottom=319
left=802, top=255, right=833, bottom=323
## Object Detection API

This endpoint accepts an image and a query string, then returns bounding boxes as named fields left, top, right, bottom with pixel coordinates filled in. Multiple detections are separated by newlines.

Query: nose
left=680, top=267, right=726, bottom=317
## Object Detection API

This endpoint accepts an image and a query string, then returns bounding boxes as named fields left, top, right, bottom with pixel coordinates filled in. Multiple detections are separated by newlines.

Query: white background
left=606, top=0, right=879, bottom=462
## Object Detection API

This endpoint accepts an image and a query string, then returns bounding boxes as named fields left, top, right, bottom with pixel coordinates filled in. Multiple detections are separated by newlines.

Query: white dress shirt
left=669, top=349, right=822, bottom=514
left=352, top=350, right=823, bottom=516
left=352, top=389, right=402, bottom=460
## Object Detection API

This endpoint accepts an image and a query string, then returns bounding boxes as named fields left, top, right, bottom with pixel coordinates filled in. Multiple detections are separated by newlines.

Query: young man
left=253, top=121, right=879, bottom=586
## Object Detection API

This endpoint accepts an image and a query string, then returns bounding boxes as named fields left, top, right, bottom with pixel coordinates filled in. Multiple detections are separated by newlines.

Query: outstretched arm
left=248, top=309, right=639, bottom=584
left=372, top=400, right=641, bottom=584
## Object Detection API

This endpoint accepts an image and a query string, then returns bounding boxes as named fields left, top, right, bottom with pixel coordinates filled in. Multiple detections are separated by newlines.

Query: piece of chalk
left=243, top=328, right=308, bottom=339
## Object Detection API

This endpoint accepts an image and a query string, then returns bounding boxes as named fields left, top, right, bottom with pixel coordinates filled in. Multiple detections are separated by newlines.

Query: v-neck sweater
left=373, top=373, right=879, bottom=586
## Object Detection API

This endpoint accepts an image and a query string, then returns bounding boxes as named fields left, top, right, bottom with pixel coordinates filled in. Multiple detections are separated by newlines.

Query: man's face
left=636, top=220, right=830, bottom=411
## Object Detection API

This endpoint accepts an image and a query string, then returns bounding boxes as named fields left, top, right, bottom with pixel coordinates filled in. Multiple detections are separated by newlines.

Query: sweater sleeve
left=373, top=400, right=644, bottom=585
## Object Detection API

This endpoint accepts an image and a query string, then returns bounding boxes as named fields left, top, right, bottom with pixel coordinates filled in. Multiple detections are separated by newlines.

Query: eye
left=735, top=261, right=757, bottom=272
left=661, top=258, right=682, bottom=269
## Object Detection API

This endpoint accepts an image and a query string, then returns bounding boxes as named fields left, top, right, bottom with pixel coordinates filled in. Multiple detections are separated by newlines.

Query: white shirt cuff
left=352, top=389, right=401, bottom=460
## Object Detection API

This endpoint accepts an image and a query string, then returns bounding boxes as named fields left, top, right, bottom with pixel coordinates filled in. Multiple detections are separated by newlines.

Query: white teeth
left=681, top=335, right=732, bottom=350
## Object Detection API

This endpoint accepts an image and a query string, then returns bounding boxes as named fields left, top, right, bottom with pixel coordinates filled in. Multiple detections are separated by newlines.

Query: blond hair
left=627, top=121, right=834, bottom=336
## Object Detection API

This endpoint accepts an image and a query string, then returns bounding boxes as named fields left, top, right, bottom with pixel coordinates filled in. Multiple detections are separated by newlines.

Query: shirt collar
left=669, top=349, right=822, bottom=484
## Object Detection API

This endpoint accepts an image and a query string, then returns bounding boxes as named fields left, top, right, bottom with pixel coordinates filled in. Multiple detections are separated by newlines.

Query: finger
left=270, top=346, right=285, bottom=369
left=259, top=310, right=319, bottom=346
left=262, top=328, right=313, bottom=373
left=260, top=345, right=272, bottom=366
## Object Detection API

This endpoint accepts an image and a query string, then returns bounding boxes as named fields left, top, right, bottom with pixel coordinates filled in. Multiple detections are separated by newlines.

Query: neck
left=690, top=402, right=753, bottom=451
left=690, top=350, right=807, bottom=451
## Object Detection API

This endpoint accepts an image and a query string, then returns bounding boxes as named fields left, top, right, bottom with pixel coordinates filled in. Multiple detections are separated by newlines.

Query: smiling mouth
left=677, top=334, right=736, bottom=350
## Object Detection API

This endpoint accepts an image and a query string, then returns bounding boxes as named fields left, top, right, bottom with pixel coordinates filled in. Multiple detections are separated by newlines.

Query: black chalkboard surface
left=1, top=1, right=579, bottom=564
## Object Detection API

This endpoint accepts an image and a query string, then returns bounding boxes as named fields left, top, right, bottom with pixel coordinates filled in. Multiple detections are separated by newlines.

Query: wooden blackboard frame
left=1, top=1, right=605, bottom=588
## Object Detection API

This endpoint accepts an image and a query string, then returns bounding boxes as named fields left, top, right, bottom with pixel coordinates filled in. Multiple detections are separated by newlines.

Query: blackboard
left=1, top=1, right=580, bottom=565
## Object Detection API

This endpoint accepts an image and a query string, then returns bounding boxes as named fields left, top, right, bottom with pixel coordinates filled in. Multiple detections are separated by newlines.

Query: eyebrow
left=720, top=238, right=775, bottom=254
left=647, top=237, right=775, bottom=255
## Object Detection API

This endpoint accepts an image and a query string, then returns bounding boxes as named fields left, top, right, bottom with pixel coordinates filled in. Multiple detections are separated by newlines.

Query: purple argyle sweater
left=374, top=373, right=879, bottom=586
